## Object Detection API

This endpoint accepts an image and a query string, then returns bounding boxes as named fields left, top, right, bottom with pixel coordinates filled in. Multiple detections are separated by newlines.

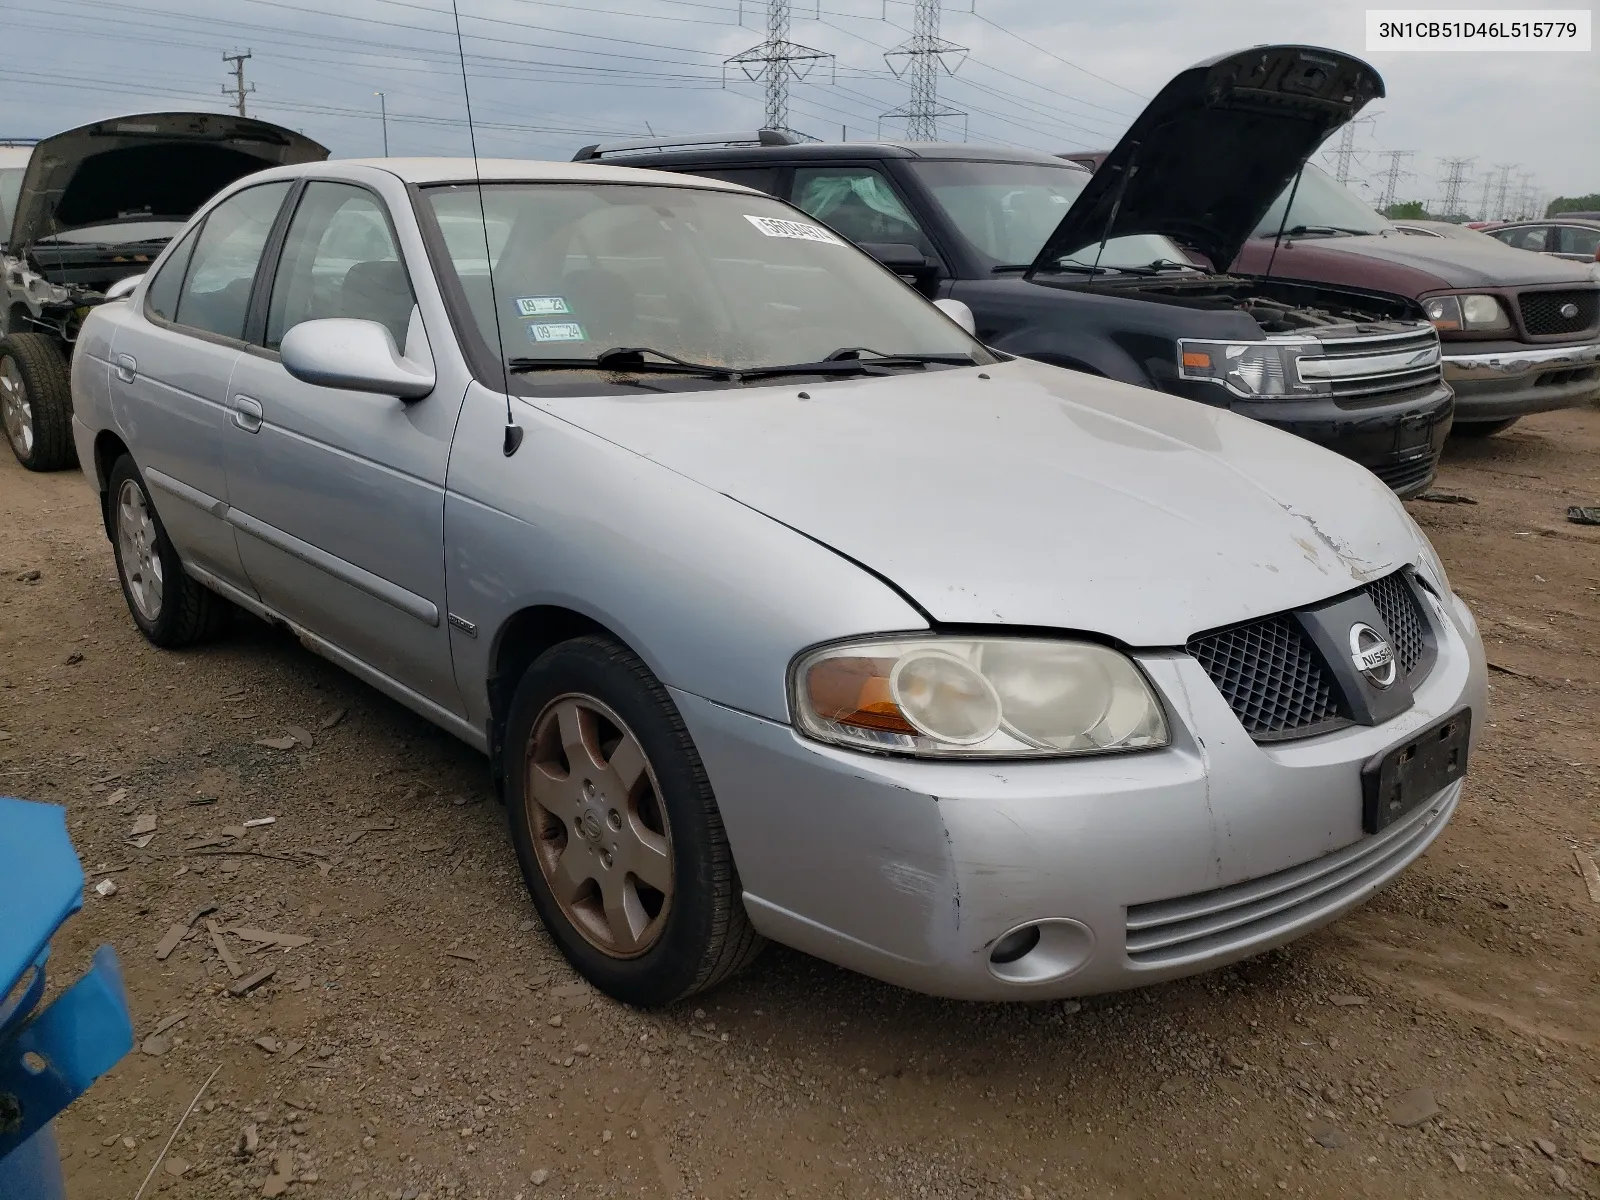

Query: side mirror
left=861, top=241, right=941, bottom=287
left=932, top=298, right=976, bottom=336
left=280, top=318, right=434, bottom=400
left=103, top=273, right=144, bottom=302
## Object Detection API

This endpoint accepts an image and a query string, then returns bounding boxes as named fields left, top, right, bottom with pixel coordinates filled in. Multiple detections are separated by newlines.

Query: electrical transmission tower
left=1514, top=172, right=1536, bottom=219
left=1476, top=170, right=1495, bottom=220
left=1331, top=123, right=1358, bottom=184
left=222, top=49, right=255, bottom=117
left=882, top=0, right=968, bottom=142
left=1491, top=163, right=1517, bottom=220
left=1437, top=156, right=1475, bottom=217
left=725, top=1, right=833, bottom=134
left=1376, top=150, right=1413, bottom=211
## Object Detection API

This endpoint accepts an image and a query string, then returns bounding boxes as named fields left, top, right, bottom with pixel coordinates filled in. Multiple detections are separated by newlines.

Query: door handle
left=114, top=354, right=137, bottom=383
left=231, top=395, right=264, bottom=434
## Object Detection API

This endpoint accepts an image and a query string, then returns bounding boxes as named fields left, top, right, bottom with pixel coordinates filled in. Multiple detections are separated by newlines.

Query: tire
left=106, top=455, right=230, bottom=647
left=0, top=332, right=76, bottom=471
left=504, top=636, right=764, bottom=1006
left=1452, top=417, right=1519, bottom=437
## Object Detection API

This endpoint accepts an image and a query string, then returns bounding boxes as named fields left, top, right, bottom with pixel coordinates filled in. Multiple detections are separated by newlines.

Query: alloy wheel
left=0, top=355, right=32, bottom=459
left=115, top=478, right=165, bottom=622
left=525, top=694, right=674, bottom=958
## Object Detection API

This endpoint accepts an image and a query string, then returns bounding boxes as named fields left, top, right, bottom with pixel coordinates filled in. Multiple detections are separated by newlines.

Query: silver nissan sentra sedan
left=68, top=156, right=1487, bottom=1007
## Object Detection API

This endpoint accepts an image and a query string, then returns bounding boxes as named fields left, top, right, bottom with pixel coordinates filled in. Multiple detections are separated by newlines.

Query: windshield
left=1254, top=164, right=1392, bottom=238
left=907, top=159, right=1194, bottom=272
left=423, top=182, right=986, bottom=377
left=0, top=167, right=22, bottom=242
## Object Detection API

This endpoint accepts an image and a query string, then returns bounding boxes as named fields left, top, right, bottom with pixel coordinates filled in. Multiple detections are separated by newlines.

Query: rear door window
left=1493, top=225, right=1552, bottom=252
left=1557, top=225, right=1600, bottom=258
left=172, top=182, right=293, bottom=340
left=791, top=166, right=932, bottom=255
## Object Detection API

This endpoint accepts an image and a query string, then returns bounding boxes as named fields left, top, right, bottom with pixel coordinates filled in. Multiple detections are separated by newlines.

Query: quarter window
left=266, top=182, right=414, bottom=351
left=172, top=181, right=292, bottom=340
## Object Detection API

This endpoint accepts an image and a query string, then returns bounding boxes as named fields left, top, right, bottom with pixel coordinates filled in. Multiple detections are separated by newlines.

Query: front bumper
left=1226, top=383, right=1454, bottom=499
left=1442, top=339, right=1600, bottom=422
left=678, top=589, right=1486, bottom=1001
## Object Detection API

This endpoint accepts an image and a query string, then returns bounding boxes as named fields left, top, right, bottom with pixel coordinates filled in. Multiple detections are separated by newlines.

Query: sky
left=2, top=0, right=1596, bottom=214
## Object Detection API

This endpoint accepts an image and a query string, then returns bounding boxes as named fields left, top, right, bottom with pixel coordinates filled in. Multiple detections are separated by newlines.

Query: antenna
left=449, top=0, right=521, bottom=456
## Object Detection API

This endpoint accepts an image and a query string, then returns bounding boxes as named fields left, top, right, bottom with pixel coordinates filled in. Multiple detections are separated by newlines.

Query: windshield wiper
left=1278, top=224, right=1369, bottom=238
left=507, top=346, right=737, bottom=379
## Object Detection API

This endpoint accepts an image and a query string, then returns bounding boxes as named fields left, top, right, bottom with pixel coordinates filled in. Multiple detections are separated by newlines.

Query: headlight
left=792, top=636, right=1169, bottom=759
left=1178, top=339, right=1312, bottom=398
left=1423, top=293, right=1510, bottom=332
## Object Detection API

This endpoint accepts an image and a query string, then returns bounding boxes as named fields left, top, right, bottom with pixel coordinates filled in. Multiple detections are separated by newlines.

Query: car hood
left=1033, top=45, right=1383, bottom=276
left=8, top=112, right=328, bottom=251
left=530, top=358, right=1421, bottom=647
left=1233, top=229, right=1598, bottom=290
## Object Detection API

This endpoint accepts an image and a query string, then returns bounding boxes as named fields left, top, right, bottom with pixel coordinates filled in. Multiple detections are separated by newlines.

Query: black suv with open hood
left=583, top=45, right=1454, bottom=498
left=2, top=112, right=328, bottom=470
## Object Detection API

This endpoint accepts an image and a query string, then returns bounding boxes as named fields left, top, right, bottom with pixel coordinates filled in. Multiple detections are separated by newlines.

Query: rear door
left=111, top=180, right=293, bottom=592
left=221, top=178, right=467, bottom=715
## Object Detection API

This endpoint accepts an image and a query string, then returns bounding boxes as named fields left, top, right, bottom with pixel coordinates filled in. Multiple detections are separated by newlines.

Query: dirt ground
left=2, top=406, right=1597, bottom=1200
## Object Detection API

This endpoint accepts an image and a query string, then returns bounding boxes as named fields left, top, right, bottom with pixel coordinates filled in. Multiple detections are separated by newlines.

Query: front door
left=222, top=180, right=466, bottom=714
left=111, top=180, right=293, bottom=592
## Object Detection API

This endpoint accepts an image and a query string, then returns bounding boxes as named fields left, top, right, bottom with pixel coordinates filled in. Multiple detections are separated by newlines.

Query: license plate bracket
left=1361, top=709, right=1471, bottom=834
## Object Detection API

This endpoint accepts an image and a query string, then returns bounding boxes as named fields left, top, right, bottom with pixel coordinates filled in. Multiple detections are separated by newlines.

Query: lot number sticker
left=528, top=322, right=586, bottom=343
left=515, top=296, right=571, bottom=316
left=744, top=215, right=843, bottom=245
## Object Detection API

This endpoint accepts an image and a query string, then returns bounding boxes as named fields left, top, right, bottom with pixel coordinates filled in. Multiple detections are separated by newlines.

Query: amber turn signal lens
left=1180, top=350, right=1211, bottom=369
left=805, top=657, right=916, bottom=734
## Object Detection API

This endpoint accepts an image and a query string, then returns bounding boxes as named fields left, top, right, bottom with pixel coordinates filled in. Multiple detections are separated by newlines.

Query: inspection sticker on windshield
left=528, top=322, right=586, bottom=343
left=744, top=215, right=843, bottom=245
left=515, top=296, right=571, bottom=317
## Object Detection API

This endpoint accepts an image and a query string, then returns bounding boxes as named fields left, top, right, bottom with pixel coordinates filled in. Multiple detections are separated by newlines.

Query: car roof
left=293, top=157, right=761, bottom=190
left=0, top=146, right=33, bottom=170
left=591, top=142, right=1079, bottom=169
left=1494, top=216, right=1600, bottom=227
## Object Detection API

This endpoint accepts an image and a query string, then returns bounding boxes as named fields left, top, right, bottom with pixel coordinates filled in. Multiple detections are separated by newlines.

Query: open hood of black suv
left=8, top=112, right=329, bottom=251
left=1031, top=45, right=1383, bottom=275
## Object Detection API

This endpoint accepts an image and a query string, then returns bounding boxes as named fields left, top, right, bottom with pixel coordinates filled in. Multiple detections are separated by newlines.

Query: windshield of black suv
left=907, top=159, right=1196, bottom=273
left=1254, top=164, right=1393, bottom=238
left=0, top=167, right=23, bottom=243
left=424, top=182, right=992, bottom=379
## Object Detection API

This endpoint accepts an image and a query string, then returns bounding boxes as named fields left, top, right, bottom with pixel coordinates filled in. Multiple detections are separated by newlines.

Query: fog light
left=989, top=924, right=1041, bottom=964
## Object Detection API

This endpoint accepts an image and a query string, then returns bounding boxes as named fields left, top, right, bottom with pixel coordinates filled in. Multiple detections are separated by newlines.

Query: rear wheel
left=1452, top=417, right=1519, bottom=437
left=505, top=636, right=764, bottom=1006
left=0, top=332, right=76, bottom=471
left=107, top=455, right=229, bottom=647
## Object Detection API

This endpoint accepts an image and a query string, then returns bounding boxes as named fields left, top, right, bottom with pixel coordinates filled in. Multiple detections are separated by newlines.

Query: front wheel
left=0, top=332, right=76, bottom=471
left=1452, top=417, right=1519, bottom=437
left=504, top=636, right=764, bottom=1006
left=107, top=456, right=229, bottom=647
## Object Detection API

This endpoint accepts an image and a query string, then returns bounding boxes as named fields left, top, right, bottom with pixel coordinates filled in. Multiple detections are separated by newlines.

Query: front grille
left=1187, top=616, right=1344, bottom=741
left=1188, top=571, right=1435, bottom=742
left=1124, top=785, right=1458, bottom=966
left=1366, top=571, right=1428, bottom=674
left=1370, top=451, right=1438, bottom=495
left=1297, top=328, right=1443, bottom=399
left=1517, top=289, right=1599, bottom=336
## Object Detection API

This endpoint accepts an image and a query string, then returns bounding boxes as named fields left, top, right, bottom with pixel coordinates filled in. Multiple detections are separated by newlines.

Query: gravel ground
left=2, top=407, right=1597, bottom=1200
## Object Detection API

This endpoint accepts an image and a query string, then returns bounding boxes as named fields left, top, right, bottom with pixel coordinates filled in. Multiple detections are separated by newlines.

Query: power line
left=882, top=0, right=967, bottom=141
left=725, top=0, right=834, bottom=132
left=222, top=48, right=255, bottom=117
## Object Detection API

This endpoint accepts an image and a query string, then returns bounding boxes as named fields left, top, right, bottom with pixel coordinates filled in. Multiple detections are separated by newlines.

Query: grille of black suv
left=1517, top=289, right=1599, bottom=336
left=1187, top=572, right=1434, bottom=742
left=1296, top=328, right=1442, bottom=400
